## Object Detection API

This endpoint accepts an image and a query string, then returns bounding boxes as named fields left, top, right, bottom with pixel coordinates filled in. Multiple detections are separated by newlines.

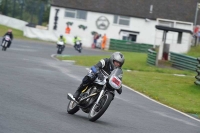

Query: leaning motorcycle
left=67, top=68, right=122, bottom=122
left=1, top=35, right=11, bottom=51
left=57, top=41, right=64, bottom=54
left=74, top=40, right=82, bottom=53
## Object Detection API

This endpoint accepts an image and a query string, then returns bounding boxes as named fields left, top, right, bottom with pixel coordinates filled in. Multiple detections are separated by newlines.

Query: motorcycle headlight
left=108, top=76, right=122, bottom=90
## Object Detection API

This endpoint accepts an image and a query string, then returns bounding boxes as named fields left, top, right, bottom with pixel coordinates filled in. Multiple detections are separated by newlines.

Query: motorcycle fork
left=95, top=84, right=106, bottom=105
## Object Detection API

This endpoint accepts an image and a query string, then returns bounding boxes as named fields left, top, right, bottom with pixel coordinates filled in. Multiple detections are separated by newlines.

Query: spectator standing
left=93, top=33, right=102, bottom=48
left=101, top=34, right=107, bottom=50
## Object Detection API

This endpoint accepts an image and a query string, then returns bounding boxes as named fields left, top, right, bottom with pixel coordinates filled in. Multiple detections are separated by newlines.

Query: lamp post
left=19, top=0, right=24, bottom=20
left=194, top=2, right=200, bottom=26
left=3, top=0, right=7, bottom=15
left=194, top=3, right=200, bottom=46
left=38, top=1, right=44, bottom=25
left=12, top=0, right=16, bottom=17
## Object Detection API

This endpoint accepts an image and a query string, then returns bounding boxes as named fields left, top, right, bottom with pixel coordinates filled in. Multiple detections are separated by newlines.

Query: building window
left=158, top=20, right=174, bottom=27
left=114, top=15, right=130, bottom=26
left=122, top=36, right=129, bottom=40
left=177, top=32, right=182, bottom=44
left=65, top=8, right=87, bottom=20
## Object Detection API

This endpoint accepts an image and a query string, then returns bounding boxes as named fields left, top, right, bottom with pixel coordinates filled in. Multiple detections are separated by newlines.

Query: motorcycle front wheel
left=2, top=41, right=6, bottom=51
left=88, top=92, right=113, bottom=122
left=57, top=49, right=61, bottom=54
left=2, top=46, right=6, bottom=51
left=67, top=100, right=79, bottom=114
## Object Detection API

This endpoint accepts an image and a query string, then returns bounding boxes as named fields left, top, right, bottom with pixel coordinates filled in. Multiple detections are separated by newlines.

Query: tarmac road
left=0, top=39, right=199, bottom=133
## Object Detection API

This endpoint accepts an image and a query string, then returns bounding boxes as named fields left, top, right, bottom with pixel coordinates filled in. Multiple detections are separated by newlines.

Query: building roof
left=51, top=0, right=200, bottom=24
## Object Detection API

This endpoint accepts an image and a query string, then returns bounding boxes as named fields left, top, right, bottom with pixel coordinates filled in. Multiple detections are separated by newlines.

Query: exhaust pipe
left=67, top=93, right=78, bottom=104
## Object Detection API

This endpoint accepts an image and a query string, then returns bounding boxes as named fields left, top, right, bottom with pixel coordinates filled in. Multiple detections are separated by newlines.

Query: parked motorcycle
left=74, top=40, right=82, bottom=53
left=1, top=35, right=11, bottom=51
left=67, top=68, right=123, bottom=122
left=57, top=41, right=65, bottom=54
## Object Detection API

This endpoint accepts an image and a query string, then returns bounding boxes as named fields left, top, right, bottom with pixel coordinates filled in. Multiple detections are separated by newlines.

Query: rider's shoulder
left=103, top=58, right=109, bottom=61
left=99, top=58, right=109, bottom=63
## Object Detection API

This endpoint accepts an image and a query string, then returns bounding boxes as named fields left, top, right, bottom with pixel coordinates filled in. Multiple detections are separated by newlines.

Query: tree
left=0, top=0, right=51, bottom=25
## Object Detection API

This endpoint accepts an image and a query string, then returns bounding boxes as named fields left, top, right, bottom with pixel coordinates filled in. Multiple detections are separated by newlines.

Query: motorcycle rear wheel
left=67, top=100, right=79, bottom=114
left=88, top=92, right=113, bottom=122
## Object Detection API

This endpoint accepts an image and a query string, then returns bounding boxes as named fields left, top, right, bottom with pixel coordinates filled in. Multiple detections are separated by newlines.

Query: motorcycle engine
left=79, top=92, right=89, bottom=106
left=80, top=87, right=98, bottom=113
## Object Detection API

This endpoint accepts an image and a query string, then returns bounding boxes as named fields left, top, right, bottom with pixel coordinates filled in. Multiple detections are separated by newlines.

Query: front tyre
left=2, top=47, right=6, bottom=51
left=67, top=100, right=79, bottom=114
left=88, top=92, right=113, bottom=122
left=57, top=48, right=61, bottom=54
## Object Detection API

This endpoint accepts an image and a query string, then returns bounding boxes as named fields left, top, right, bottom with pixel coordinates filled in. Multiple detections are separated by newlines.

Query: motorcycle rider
left=2, top=29, right=13, bottom=48
left=73, top=52, right=125, bottom=100
left=57, top=35, right=66, bottom=49
left=73, top=36, right=81, bottom=49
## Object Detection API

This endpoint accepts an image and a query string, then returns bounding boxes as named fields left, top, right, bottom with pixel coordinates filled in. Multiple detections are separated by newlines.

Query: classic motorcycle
left=1, top=35, right=11, bottom=51
left=74, top=40, right=82, bottom=53
left=67, top=68, right=123, bottom=122
left=57, top=41, right=65, bottom=54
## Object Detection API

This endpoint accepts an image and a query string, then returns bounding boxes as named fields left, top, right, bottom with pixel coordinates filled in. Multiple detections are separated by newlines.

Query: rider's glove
left=87, top=66, right=98, bottom=80
left=91, top=66, right=97, bottom=74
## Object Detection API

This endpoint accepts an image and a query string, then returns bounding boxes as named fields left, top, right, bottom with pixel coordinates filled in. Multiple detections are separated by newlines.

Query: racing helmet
left=109, top=52, right=125, bottom=69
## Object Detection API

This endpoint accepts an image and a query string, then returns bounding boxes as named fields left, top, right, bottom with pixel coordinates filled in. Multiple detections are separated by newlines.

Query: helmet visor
left=113, top=60, right=121, bottom=68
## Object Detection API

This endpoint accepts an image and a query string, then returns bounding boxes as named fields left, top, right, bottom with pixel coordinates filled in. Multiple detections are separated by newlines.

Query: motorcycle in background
left=74, top=40, right=82, bottom=53
left=1, top=35, right=11, bottom=51
left=67, top=68, right=123, bottom=122
left=57, top=41, right=65, bottom=54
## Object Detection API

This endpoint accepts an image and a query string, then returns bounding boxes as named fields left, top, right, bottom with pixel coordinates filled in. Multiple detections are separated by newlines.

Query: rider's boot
left=73, top=84, right=87, bottom=100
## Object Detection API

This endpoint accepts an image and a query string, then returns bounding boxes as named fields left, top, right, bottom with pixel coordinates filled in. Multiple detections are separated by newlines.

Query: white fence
left=23, top=27, right=59, bottom=42
left=0, top=14, right=28, bottom=30
left=0, top=14, right=60, bottom=43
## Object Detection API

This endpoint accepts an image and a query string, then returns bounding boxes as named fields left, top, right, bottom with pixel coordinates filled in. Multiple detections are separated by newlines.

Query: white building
left=48, top=5, right=158, bottom=48
left=48, top=0, right=195, bottom=54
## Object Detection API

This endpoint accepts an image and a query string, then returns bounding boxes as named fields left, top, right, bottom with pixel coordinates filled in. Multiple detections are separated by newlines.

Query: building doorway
left=129, top=34, right=137, bottom=42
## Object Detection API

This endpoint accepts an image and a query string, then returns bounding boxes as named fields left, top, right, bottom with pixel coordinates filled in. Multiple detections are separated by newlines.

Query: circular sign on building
left=96, top=16, right=110, bottom=30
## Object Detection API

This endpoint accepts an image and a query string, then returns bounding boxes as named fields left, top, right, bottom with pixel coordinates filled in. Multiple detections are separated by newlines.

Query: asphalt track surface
left=0, top=39, right=199, bottom=133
